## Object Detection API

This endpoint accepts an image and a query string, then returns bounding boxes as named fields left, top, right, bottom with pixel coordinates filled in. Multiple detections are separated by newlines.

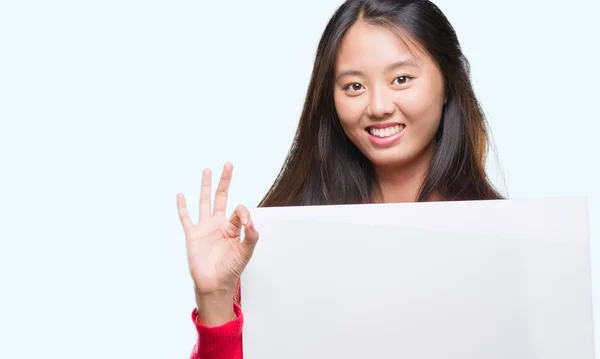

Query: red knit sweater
left=189, top=303, right=244, bottom=359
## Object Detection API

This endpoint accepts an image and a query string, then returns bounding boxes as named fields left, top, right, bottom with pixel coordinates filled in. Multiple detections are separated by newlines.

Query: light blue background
left=1, top=0, right=598, bottom=357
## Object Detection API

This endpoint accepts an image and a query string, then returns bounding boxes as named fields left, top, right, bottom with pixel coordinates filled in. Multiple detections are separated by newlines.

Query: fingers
left=241, top=220, right=259, bottom=258
left=230, top=205, right=250, bottom=227
left=176, top=193, right=194, bottom=231
left=199, top=169, right=212, bottom=222
left=213, top=162, right=233, bottom=216
left=224, top=204, right=250, bottom=237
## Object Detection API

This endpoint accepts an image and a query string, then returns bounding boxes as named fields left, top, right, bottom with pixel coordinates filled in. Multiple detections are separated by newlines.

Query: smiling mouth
left=366, top=124, right=405, bottom=138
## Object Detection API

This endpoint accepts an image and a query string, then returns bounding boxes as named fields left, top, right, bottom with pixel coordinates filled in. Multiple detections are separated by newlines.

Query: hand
left=177, top=162, right=259, bottom=324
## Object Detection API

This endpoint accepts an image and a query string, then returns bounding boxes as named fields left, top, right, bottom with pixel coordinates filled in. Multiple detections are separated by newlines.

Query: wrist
left=195, top=289, right=236, bottom=326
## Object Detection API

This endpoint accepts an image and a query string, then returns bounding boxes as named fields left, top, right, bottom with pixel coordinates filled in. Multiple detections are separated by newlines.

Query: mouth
left=364, top=123, right=406, bottom=147
left=365, top=124, right=406, bottom=138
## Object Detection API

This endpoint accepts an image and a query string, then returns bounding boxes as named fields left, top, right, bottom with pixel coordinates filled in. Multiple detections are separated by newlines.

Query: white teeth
left=368, top=124, right=405, bottom=138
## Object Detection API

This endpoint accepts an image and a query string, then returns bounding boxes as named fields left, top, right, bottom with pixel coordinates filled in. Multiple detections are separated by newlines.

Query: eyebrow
left=335, top=59, right=418, bottom=81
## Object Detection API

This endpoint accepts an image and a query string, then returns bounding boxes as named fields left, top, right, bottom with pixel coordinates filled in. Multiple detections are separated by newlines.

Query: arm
left=189, top=282, right=244, bottom=359
left=189, top=303, right=244, bottom=359
left=177, top=165, right=257, bottom=359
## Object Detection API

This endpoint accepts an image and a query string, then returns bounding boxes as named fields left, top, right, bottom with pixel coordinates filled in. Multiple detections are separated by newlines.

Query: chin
left=364, top=138, right=433, bottom=166
left=364, top=151, right=416, bottom=168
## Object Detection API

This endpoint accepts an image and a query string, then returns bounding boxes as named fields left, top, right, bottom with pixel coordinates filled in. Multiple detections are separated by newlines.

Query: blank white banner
left=241, top=198, right=594, bottom=359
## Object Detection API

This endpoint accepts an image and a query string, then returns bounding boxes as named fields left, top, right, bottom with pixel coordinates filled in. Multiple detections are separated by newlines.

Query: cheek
left=334, top=92, right=365, bottom=130
left=400, top=83, right=445, bottom=130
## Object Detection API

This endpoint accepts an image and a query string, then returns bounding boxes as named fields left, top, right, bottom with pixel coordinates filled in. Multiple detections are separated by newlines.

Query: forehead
left=335, top=21, right=428, bottom=71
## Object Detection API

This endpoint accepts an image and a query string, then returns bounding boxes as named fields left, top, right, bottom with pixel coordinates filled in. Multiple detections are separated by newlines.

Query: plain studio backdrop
left=0, top=0, right=598, bottom=357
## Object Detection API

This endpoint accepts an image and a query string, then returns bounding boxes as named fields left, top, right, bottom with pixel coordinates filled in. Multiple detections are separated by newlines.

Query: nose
left=367, top=87, right=395, bottom=118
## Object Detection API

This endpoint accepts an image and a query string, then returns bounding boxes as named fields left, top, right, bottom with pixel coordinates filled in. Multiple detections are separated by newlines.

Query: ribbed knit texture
left=190, top=303, right=243, bottom=359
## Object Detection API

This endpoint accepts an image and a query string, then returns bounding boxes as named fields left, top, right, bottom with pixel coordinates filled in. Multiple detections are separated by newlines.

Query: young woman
left=176, top=0, right=503, bottom=357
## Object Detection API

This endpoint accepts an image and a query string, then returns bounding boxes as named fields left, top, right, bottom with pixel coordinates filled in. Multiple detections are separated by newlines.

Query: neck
left=371, top=141, right=438, bottom=203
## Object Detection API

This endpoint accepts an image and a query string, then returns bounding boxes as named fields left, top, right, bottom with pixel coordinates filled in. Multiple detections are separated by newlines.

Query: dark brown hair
left=258, top=0, right=503, bottom=207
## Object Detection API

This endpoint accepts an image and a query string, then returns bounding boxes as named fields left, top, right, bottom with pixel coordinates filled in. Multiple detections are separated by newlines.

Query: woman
left=177, top=0, right=503, bottom=357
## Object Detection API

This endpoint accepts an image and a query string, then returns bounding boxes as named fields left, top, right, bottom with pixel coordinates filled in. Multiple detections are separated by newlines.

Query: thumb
left=241, top=220, right=259, bottom=260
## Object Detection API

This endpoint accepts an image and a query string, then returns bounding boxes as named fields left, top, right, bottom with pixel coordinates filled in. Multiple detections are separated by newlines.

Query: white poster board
left=240, top=198, right=594, bottom=359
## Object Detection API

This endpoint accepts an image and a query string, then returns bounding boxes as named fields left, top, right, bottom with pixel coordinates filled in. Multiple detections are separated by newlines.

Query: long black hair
left=259, top=0, right=503, bottom=207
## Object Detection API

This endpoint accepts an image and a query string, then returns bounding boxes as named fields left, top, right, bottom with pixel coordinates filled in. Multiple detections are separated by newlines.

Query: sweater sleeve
left=189, top=303, right=244, bottom=359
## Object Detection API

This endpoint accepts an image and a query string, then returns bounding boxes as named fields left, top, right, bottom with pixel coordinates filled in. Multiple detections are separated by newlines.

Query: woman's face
left=333, top=22, right=446, bottom=168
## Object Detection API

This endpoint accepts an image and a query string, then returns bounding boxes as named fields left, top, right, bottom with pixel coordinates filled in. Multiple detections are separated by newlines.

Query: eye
left=343, top=83, right=364, bottom=93
left=392, top=76, right=413, bottom=85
